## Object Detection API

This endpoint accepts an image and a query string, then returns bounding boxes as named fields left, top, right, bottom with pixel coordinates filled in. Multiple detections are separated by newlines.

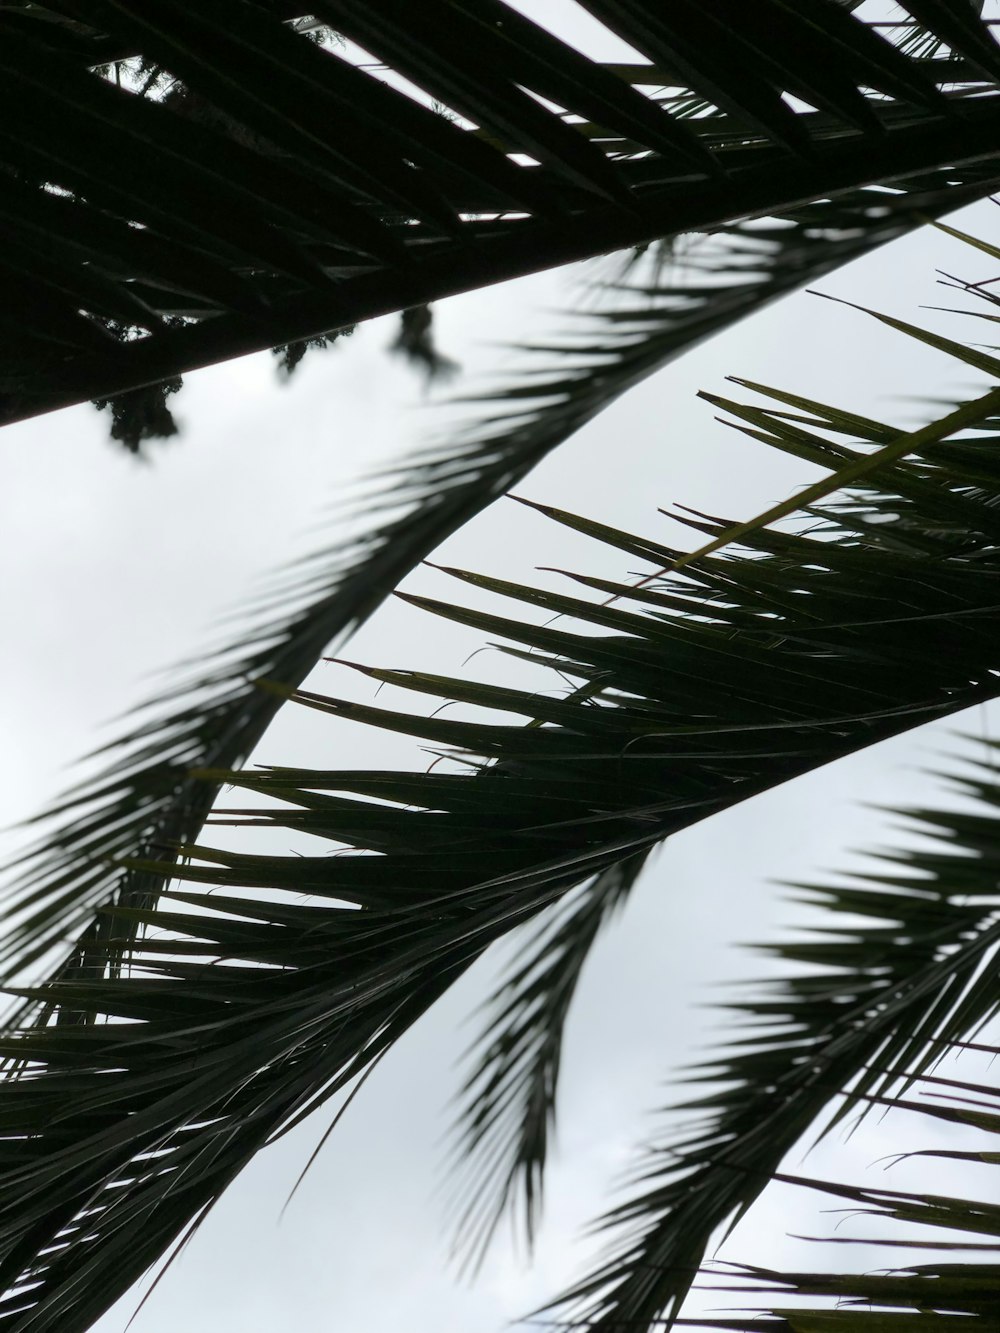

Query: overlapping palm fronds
left=9, top=0, right=1000, bottom=1008
left=7, top=282, right=1000, bottom=1327
left=10, top=174, right=984, bottom=1003
left=440, top=287, right=1000, bottom=1271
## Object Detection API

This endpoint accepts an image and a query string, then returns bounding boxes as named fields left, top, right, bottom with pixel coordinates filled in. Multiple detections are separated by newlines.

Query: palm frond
left=12, top=7, right=1000, bottom=1328
left=10, top=323, right=1000, bottom=1325
left=691, top=1249, right=1000, bottom=1329
left=685, top=1044, right=1000, bottom=1328
left=548, top=745, right=1000, bottom=1330
left=6, top=2, right=1000, bottom=424
left=447, top=848, right=652, bottom=1266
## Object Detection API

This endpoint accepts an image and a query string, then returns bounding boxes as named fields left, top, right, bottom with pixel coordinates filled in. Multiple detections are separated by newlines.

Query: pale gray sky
left=2, top=7, right=1000, bottom=1324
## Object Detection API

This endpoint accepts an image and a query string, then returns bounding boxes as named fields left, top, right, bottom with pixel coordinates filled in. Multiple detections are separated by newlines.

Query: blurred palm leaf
left=446, top=847, right=652, bottom=1265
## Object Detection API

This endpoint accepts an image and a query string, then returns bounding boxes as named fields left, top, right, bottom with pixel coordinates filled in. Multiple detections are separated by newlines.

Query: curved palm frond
left=446, top=848, right=652, bottom=1267
left=545, top=753, right=1000, bottom=1329
left=663, top=774, right=1000, bottom=1330
left=9, top=291, right=1000, bottom=1326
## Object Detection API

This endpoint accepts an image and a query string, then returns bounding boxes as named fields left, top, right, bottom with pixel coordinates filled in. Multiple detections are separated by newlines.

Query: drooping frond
left=6, top=2, right=1000, bottom=426
left=548, top=748, right=1000, bottom=1330
left=447, top=849, right=652, bottom=1266
left=10, top=320, right=1000, bottom=1326
left=10, top=1, right=1000, bottom=1015
left=685, top=1042, right=1000, bottom=1328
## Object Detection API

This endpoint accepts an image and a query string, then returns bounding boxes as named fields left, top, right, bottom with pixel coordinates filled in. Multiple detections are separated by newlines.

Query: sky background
left=3, top=8, right=1000, bottom=1331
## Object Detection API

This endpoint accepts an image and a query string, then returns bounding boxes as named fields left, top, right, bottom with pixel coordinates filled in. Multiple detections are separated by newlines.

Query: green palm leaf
left=683, top=1041, right=1000, bottom=1327
left=10, top=8, right=1000, bottom=1327
left=447, top=848, right=652, bottom=1265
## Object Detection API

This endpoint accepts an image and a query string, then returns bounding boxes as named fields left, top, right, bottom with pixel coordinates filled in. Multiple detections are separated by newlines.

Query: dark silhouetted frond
left=546, top=738, right=1000, bottom=1329
left=5, top=2, right=1000, bottom=426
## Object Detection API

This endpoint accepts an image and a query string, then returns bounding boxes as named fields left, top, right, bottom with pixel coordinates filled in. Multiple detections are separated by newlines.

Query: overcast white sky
left=3, top=8, right=1000, bottom=1331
